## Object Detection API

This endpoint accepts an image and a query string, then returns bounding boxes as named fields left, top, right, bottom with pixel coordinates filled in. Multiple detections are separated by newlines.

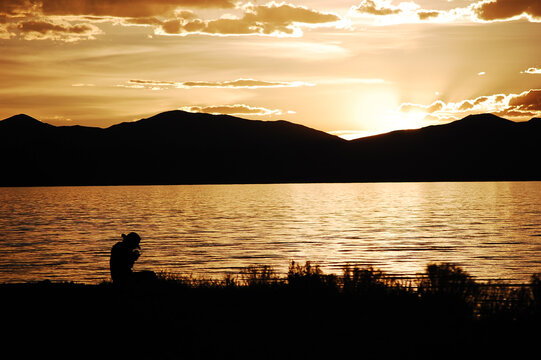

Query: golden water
left=1, top=182, right=540, bottom=283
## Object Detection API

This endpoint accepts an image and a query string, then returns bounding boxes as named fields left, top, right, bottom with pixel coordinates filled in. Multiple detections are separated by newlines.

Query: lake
left=1, top=182, right=540, bottom=284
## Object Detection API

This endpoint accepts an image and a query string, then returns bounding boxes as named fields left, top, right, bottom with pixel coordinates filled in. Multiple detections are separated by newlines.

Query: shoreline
left=2, top=262, right=540, bottom=359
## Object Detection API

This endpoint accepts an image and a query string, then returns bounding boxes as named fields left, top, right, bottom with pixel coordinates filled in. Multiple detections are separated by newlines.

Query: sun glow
left=354, top=87, right=429, bottom=136
left=390, top=110, right=429, bottom=131
left=335, top=87, right=431, bottom=140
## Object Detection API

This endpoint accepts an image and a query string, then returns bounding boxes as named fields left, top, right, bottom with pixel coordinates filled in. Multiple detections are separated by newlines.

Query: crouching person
left=110, top=232, right=157, bottom=286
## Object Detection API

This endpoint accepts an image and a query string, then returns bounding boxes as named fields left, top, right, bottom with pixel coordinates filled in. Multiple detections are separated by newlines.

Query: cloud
left=522, top=67, right=541, bottom=74
left=417, top=10, right=442, bottom=20
left=349, top=0, right=541, bottom=25
left=179, top=79, right=314, bottom=88
left=508, top=89, right=541, bottom=111
left=473, top=96, right=489, bottom=105
left=157, top=2, right=343, bottom=37
left=16, top=19, right=101, bottom=41
left=398, top=89, right=541, bottom=122
left=127, top=79, right=177, bottom=87
left=2, top=1, right=344, bottom=39
left=119, top=78, right=314, bottom=90
left=0, top=0, right=35, bottom=16
left=37, top=0, right=235, bottom=17
left=180, top=104, right=284, bottom=116
left=354, top=0, right=403, bottom=16
left=473, top=0, right=541, bottom=22
left=4, top=0, right=541, bottom=41
left=0, top=0, right=237, bottom=40
left=0, top=16, right=15, bottom=38
left=349, top=0, right=464, bottom=24
left=0, top=1, right=101, bottom=41
left=399, top=100, right=445, bottom=113
left=458, top=100, right=474, bottom=111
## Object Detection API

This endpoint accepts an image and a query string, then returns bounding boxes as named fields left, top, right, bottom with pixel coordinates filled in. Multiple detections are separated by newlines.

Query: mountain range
left=1, top=111, right=540, bottom=186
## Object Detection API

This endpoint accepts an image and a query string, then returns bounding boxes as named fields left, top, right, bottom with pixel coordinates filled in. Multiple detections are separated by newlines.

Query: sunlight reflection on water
left=1, top=182, right=540, bottom=284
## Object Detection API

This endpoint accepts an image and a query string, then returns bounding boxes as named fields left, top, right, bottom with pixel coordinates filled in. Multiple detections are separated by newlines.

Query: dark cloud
left=458, top=100, right=474, bottom=111
left=244, top=2, right=341, bottom=24
left=494, top=109, right=538, bottom=118
left=508, top=89, right=541, bottom=111
left=124, top=17, right=164, bottom=26
left=399, top=100, right=444, bottom=113
left=180, top=79, right=312, bottom=88
left=473, top=96, right=489, bottom=106
left=0, top=0, right=235, bottom=20
left=19, top=19, right=92, bottom=34
left=159, top=3, right=342, bottom=36
left=16, top=19, right=101, bottom=40
left=0, top=24, right=10, bottom=38
left=180, top=104, right=283, bottom=116
left=0, top=0, right=35, bottom=16
left=120, top=78, right=312, bottom=89
left=417, top=10, right=440, bottom=21
left=474, top=0, right=541, bottom=21
left=427, top=101, right=445, bottom=113
left=128, top=79, right=176, bottom=86
left=350, top=0, right=541, bottom=24
left=38, top=0, right=235, bottom=17
left=354, top=0, right=402, bottom=16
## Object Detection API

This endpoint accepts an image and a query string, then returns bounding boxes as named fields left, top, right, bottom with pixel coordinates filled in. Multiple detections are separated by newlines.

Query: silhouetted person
left=110, top=232, right=157, bottom=285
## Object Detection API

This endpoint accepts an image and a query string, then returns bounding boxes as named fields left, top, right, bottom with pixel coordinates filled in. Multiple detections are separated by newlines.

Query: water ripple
left=1, top=182, right=541, bottom=283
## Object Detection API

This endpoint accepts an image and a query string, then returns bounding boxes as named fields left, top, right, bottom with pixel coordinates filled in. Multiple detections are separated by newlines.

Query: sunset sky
left=1, top=0, right=540, bottom=139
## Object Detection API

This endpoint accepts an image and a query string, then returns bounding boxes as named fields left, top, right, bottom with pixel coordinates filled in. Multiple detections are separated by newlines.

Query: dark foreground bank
left=3, top=262, right=541, bottom=359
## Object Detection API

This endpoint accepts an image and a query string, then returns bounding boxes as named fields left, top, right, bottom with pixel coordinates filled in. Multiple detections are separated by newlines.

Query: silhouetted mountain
left=0, top=111, right=346, bottom=186
left=0, top=114, right=51, bottom=128
left=347, top=113, right=541, bottom=181
left=0, top=114, right=55, bottom=139
left=0, top=111, right=539, bottom=186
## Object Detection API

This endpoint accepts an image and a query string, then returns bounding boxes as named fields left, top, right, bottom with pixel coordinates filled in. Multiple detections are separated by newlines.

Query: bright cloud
left=119, top=78, right=314, bottom=90
left=522, top=67, right=541, bottom=74
left=399, top=89, right=541, bottom=122
left=349, top=0, right=541, bottom=25
left=349, top=0, right=469, bottom=25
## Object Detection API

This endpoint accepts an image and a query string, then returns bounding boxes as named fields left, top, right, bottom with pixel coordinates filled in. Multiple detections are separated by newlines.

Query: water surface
left=1, top=182, right=540, bottom=283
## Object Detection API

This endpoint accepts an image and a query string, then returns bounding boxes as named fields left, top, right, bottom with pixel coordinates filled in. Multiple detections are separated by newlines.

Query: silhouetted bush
left=240, top=265, right=278, bottom=287
left=2, top=262, right=540, bottom=359
left=287, top=260, right=338, bottom=291
left=417, top=263, right=479, bottom=322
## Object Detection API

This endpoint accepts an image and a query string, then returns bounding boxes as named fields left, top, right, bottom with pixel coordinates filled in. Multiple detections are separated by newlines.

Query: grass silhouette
left=2, top=262, right=540, bottom=359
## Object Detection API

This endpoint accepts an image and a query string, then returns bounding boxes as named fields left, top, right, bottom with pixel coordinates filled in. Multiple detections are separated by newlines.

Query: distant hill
left=347, top=113, right=541, bottom=181
left=0, top=111, right=540, bottom=186
left=0, top=111, right=347, bottom=186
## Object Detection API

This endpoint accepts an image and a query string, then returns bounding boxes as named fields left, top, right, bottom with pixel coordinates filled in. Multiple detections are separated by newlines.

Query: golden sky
left=1, top=0, right=540, bottom=138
